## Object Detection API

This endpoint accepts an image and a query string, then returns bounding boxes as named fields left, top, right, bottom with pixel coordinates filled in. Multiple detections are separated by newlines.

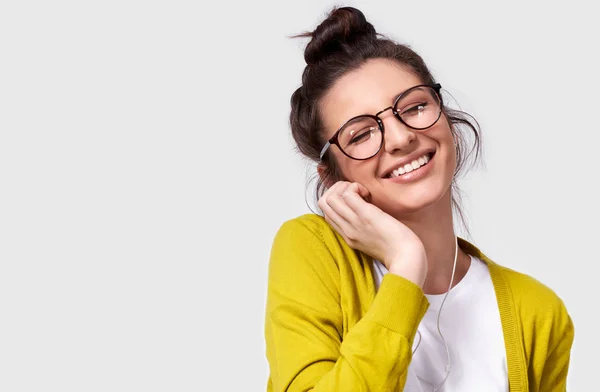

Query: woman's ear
left=317, top=163, right=335, bottom=189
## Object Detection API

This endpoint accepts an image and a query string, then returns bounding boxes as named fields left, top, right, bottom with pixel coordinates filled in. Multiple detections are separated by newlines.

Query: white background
left=0, top=0, right=597, bottom=390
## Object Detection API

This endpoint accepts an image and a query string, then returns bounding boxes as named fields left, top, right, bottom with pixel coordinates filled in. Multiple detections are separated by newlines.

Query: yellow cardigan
left=265, top=214, right=574, bottom=391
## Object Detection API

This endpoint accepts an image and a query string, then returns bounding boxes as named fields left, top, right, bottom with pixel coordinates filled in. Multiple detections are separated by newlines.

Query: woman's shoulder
left=270, top=213, right=367, bottom=280
left=272, top=213, right=344, bottom=249
left=276, top=213, right=327, bottom=233
left=482, top=256, right=571, bottom=335
left=268, top=214, right=358, bottom=306
left=270, top=213, right=343, bottom=266
left=492, top=262, right=568, bottom=314
left=463, top=239, right=567, bottom=312
left=489, top=260, right=574, bottom=363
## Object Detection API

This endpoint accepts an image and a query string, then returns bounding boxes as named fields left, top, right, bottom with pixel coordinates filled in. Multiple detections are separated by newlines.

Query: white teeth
left=387, top=153, right=432, bottom=178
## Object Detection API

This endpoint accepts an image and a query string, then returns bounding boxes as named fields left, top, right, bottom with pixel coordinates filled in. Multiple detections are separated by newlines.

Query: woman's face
left=319, top=58, right=456, bottom=216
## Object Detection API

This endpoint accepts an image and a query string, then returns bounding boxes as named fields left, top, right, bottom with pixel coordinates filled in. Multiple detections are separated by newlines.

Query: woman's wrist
left=387, top=254, right=427, bottom=288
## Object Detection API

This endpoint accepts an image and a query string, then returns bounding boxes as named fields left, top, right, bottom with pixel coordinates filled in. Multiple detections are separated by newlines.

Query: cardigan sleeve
left=538, top=309, right=574, bottom=391
left=265, top=218, right=429, bottom=392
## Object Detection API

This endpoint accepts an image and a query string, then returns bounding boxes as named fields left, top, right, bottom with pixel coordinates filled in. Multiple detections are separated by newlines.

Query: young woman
left=264, top=6, right=574, bottom=392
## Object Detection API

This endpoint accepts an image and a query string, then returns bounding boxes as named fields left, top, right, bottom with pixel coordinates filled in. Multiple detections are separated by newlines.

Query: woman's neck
left=394, top=189, right=471, bottom=295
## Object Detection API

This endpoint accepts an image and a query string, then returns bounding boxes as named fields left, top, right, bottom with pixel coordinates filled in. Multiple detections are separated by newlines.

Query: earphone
left=412, top=236, right=459, bottom=392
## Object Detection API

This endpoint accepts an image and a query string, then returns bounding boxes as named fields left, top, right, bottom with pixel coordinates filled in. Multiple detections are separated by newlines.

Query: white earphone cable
left=414, top=236, right=459, bottom=392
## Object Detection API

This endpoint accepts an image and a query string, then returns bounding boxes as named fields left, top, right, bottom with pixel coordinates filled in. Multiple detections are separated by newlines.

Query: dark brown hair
left=290, top=6, right=481, bottom=226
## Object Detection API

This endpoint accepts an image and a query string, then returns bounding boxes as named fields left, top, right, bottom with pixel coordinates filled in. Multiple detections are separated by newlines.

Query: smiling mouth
left=385, top=152, right=435, bottom=179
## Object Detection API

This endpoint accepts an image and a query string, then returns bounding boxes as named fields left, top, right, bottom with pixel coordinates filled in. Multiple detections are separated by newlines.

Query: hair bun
left=304, top=7, right=377, bottom=66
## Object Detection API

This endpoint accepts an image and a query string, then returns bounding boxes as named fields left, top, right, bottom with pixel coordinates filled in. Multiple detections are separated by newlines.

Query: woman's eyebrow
left=340, top=84, right=419, bottom=125
left=391, top=85, right=414, bottom=102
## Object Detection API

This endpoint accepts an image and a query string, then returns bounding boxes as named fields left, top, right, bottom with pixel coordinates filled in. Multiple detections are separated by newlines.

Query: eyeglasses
left=319, top=83, right=443, bottom=161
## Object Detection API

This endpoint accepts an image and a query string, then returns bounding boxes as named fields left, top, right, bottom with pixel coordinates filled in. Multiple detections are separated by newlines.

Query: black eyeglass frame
left=318, top=83, right=443, bottom=161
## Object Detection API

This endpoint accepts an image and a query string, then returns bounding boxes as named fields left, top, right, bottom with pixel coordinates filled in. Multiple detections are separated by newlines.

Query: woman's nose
left=380, top=111, right=416, bottom=153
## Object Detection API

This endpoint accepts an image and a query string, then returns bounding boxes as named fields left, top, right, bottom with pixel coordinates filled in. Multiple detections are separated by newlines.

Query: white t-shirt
left=372, top=256, right=508, bottom=392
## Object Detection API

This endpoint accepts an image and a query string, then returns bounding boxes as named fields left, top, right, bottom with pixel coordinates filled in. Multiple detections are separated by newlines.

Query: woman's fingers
left=319, top=182, right=348, bottom=214
left=341, top=187, right=379, bottom=219
left=323, top=213, right=345, bottom=240
left=321, top=200, right=359, bottom=246
left=349, top=182, right=371, bottom=200
left=319, top=181, right=375, bottom=242
left=319, top=196, right=348, bottom=227
left=335, top=182, right=374, bottom=218
left=319, top=185, right=359, bottom=244
left=320, top=181, right=371, bottom=219
left=319, top=182, right=349, bottom=220
left=326, top=191, right=358, bottom=223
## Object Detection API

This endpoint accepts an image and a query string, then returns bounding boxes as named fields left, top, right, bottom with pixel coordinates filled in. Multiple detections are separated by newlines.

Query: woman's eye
left=402, top=102, right=428, bottom=115
left=349, top=128, right=374, bottom=144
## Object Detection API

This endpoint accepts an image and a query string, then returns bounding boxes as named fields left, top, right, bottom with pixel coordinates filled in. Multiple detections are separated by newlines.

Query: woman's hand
left=318, top=181, right=428, bottom=287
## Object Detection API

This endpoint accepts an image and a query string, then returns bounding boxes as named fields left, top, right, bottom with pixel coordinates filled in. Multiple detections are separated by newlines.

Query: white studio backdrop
left=0, top=0, right=597, bottom=390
